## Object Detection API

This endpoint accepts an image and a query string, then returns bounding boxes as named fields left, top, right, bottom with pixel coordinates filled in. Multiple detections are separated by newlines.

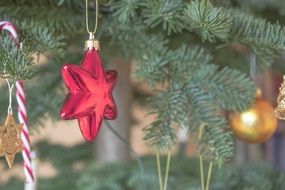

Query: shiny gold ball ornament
left=230, top=89, right=277, bottom=143
left=275, top=76, right=285, bottom=120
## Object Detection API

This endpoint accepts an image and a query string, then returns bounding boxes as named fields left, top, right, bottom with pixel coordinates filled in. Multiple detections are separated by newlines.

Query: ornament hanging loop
left=85, top=0, right=100, bottom=50
left=6, top=79, right=14, bottom=115
left=85, top=0, right=99, bottom=35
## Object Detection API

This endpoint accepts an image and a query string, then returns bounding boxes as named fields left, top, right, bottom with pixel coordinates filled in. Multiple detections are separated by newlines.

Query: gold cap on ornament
left=275, top=76, right=285, bottom=120
left=84, top=33, right=100, bottom=51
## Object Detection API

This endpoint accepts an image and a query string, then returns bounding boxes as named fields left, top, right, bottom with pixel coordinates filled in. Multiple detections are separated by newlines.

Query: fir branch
left=143, top=117, right=176, bottom=152
left=186, top=84, right=225, bottom=126
left=111, top=0, right=141, bottom=23
left=0, top=1, right=84, bottom=35
left=0, top=17, right=67, bottom=59
left=132, top=34, right=171, bottom=87
left=166, top=85, right=190, bottom=127
left=141, top=0, right=185, bottom=34
left=200, top=124, right=234, bottom=166
left=196, top=66, right=255, bottom=111
left=143, top=86, right=189, bottom=152
left=229, top=9, right=285, bottom=69
left=23, top=25, right=66, bottom=58
left=168, top=45, right=213, bottom=82
left=135, top=57, right=168, bottom=87
left=141, top=43, right=252, bottom=163
left=183, top=0, right=232, bottom=42
left=0, top=35, right=34, bottom=81
left=77, top=163, right=127, bottom=190
left=186, top=84, right=234, bottom=164
left=128, top=171, right=158, bottom=190
left=147, top=86, right=189, bottom=126
left=236, top=0, right=285, bottom=14
left=172, top=45, right=213, bottom=67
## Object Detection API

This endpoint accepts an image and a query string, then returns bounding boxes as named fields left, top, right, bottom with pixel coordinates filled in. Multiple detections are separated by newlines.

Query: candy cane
left=0, top=21, right=34, bottom=183
left=0, top=21, right=18, bottom=40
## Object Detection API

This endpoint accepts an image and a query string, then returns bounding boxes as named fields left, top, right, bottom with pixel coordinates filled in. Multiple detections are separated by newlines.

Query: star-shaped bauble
left=60, top=40, right=117, bottom=142
left=0, top=114, right=23, bottom=168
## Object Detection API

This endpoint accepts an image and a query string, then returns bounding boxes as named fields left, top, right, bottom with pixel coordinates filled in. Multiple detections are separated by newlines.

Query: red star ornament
left=60, top=42, right=117, bottom=142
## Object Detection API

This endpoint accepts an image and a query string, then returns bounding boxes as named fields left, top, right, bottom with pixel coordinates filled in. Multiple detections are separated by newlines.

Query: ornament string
left=163, top=151, right=171, bottom=190
left=199, top=126, right=205, bottom=190
left=156, top=152, right=163, bottom=190
left=6, top=79, right=14, bottom=114
left=205, top=162, right=213, bottom=190
left=155, top=151, right=172, bottom=190
left=198, top=125, right=213, bottom=190
left=105, top=121, right=147, bottom=190
left=85, top=0, right=98, bottom=36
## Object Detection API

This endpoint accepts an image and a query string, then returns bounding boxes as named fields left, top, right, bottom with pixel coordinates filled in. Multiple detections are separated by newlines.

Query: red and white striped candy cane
left=0, top=21, right=18, bottom=41
left=0, top=21, right=34, bottom=183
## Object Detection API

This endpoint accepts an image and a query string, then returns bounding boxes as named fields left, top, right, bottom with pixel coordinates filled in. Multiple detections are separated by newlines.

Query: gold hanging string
left=199, top=126, right=205, bottom=190
left=163, top=151, right=172, bottom=190
left=205, top=162, right=213, bottom=190
left=156, top=152, right=163, bottom=190
left=199, top=125, right=214, bottom=190
left=85, top=0, right=99, bottom=36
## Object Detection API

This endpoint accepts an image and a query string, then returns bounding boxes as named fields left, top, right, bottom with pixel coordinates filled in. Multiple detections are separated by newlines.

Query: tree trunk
left=94, top=58, right=131, bottom=164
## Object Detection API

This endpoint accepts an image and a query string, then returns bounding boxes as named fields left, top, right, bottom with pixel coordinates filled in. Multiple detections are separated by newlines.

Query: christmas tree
left=0, top=0, right=285, bottom=189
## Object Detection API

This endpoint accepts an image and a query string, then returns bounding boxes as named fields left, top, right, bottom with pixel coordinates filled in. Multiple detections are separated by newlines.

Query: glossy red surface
left=60, top=48, right=117, bottom=142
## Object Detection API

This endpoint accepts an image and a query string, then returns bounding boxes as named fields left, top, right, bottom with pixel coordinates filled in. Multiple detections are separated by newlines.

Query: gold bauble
left=230, top=96, right=277, bottom=144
